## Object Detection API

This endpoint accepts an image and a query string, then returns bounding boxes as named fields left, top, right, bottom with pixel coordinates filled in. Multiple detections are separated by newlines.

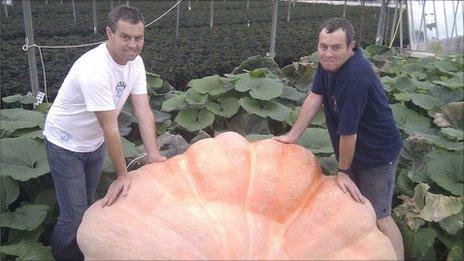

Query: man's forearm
left=338, top=134, right=357, bottom=170
left=288, top=92, right=323, bottom=139
left=137, top=110, right=161, bottom=158
left=103, top=128, right=128, bottom=176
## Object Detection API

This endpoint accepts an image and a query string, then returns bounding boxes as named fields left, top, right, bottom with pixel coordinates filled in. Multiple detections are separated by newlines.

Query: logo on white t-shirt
left=115, top=81, right=127, bottom=99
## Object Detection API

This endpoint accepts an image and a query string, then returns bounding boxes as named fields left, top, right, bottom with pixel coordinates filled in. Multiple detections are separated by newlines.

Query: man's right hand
left=272, top=133, right=298, bottom=144
left=101, top=174, right=131, bottom=207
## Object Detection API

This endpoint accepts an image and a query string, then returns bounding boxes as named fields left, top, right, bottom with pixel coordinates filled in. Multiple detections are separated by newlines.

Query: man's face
left=317, top=28, right=354, bottom=73
left=106, top=20, right=144, bottom=65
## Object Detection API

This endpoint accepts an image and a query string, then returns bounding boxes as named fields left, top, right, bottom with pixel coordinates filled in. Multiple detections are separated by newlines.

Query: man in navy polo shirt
left=274, top=18, right=404, bottom=259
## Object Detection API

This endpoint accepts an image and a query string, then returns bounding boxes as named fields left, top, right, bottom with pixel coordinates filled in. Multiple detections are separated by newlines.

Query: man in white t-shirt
left=43, top=5, right=166, bottom=260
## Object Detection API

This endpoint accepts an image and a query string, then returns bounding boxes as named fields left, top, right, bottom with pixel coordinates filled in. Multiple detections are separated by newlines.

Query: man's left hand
left=101, top=174, right=131, bottom=207
left=146, top=154, right=167, bottom=164
left=336, top=172, right=367, bottom=204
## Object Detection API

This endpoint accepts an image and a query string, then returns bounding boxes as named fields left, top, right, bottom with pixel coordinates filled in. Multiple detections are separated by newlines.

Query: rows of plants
left=1, top=0, right=407, bottom=100
left=1, top=44, right=462, bottom=260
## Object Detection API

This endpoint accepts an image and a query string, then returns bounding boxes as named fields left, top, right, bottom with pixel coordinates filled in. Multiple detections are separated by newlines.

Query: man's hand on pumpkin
left=146, top=153, right=167, bottom=164
left=272, top=133, right=298, bottom=144
left=336, top=172, right=366, bottom=204
left=101, top=174, right=131, bottom=207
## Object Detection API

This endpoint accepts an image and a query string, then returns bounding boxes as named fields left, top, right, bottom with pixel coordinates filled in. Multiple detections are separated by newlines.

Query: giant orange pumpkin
left=77, top=131, right=396, bottom=260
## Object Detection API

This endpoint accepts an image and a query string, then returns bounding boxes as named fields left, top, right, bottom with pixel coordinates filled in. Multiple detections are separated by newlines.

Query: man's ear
left=348, top=41, right=356, bottom=51
left=106, top=26, right=113, bottom=39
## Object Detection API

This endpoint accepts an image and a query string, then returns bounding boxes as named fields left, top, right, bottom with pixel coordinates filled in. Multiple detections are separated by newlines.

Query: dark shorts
left=350, top=155, right=399, bottom=219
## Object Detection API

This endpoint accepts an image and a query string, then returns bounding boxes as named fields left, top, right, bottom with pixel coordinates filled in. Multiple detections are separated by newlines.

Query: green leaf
left=447, top=246, right=464, bottom=261
left=161, top=94, right=187, bottom=112
left=438, top=102, right=463, bottom=129
left=396, top=169, right=416, bottom=198
left=156, top=132, right=189, bottom=159
left=227, top=113, right=270, bottom=137
left=393, top=77, right=417, bottom=93
left=1, top=176, right=19, bottom=211
left=433, top=59, right=459, bottom=74
left=1, top=94, right=37, bottom=105
left=408, top=92, right=443, bottom=112
left=245, top=134, right=273, bottom=142
left=429, top=85, right=464, bottom=104
left=439, top=212, right=464, bottom=236
left=7, top=226, right=44, bottom=244
left=102, top=138, right=141, bottom=173
left=319, top=154, right=338, bottom=176
left=380, top=76, right=396, bottom=93
left=297, top=128, right=333, bottom=154
left=281, top=85, right=306, bottom=103
left=0, top=137, right=50, bottom=182
left=440, top=127, right=464, bottom=141
left=400, top=134, right=433, bottom=170
left=239, top=97, right=291, bottom=121
left=0, top=240, right=53, bottom=260
left=426, top=150, right=464, bottom=196
left=393, top=92, right=411, bottom=102
left=418, top=192, right=463, bottom=222
left=175, top=108, right=215, bottom=132
left=401, top=226, right=437, bottom=259
left=0, top=109, right=44, bottom=133
left=205, top=97, right=239, bottom=118
left=1, top=204, right=49, bottom=231
left=185, top=89, right=208, bottom=107
left=189, top=75, right=226, bottom=96
left=234, top=72, right=283, bottom=100
left=390, top=103, right=431, bottom=131
left=146, top=72, right=164, bottom=89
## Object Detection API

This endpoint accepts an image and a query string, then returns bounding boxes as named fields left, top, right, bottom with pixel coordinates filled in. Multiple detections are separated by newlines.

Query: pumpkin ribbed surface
left=77, top=131, right=396, bottom=260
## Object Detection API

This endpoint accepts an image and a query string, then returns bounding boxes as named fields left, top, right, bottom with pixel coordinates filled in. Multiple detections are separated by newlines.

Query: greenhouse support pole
left=126, top=0, right=129, bottom=5
left=4, top=2, right=8, bottom=17
left=343, top=0, right=347, bottom=17
left=287, top=0, right=291, bottom=22
left=388, top=0, right=399, bottom=43
left=92, top=0, right=97, bottom=33
left=400, top=0, right=403, bottom=53
left=375, top=0, right=387, bottom=45
left=210, top=0, right=214, bottom=29
left=22, top=0, right=40, bottom=97
left=293, top=0, right=296, bottom=7
left=188, top=0, right=191, bottom=10
left=450, top=0, right=459, bottom=38
left=246, top=0, right=249, bottom=10
left=421, top=0, right=428, bottom=42
left=269, top=0, right=278, bottom=60
left=72, top=0, right=77, bottom=25
left=442, top=0, right=449, bottom=39
left=176, top=1, right=180, bottom=39
left=432, top=0, right=439, bottom=40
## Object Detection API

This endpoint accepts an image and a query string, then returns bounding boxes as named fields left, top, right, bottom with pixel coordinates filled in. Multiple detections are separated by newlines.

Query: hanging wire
left=21, top=0, right=183, bottom=109
left=388, top=1, right=405, bottom=48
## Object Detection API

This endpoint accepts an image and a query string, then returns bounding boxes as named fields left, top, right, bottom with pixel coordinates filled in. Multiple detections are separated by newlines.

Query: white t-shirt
left=43, top=43, right=147, bottom=152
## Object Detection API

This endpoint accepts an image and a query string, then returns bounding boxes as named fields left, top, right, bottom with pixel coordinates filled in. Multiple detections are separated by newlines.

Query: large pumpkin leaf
left=189, top=75, right=226, bottom=96
left=239, top=97, right=268, bottom=118
left=297, top=128, right=333, bottom=154
left=161, top=93, right=187, bottom=112
left=407, top=93, right=443, bottom=113
left=2, top=94, right=37, bottom=105
left=447, top=246, right=464, bottom=261
left=175, top=108, right=215, bottom=132
left=390, top=103, right=431, bottom=131
left=437, top=102, right=464, bottom=129
left=205, top=97, right=240, bottom=118
left=433, top=59, right=459, bottom=74
left=0, top=109, right=44, bottom=133
left=1, top=204, right=49, bottom=231
left=429, top=85, right=464, bottom=104
left=156, top=132, right=189, bottom=159
left=439, top=212, right=464, bottom=236
left=185, top=89, right=208, bottom=108
left=426, top=150, right=464, bottom=196
left=393, top=77, right=418, bottom=93
left=319, top=154, right=338, bottom=176
left=6, top=226, right=44, bottom=244
left=0, top=240, right=53, bottom=260
left=102, top=138, right=142, bottom=173
left=400, top=134, right=433, bottom=170
left=1, top=176, right=19, bottom=211
left=401, top=226, right=437, bottom=260
left=234, top=71, right=283, bottom=100
left=227, top=113, right=270, bottom=136
left=418, top=192, right=463, bottom=222
left=440, top=127, right=464, bottom=141
left=396, top=169, right=416, bottom=198
left=146, top=72, right=164, bottom=89
left=0, top=137, right=50, bottom=181
left=433, top=74, right=464, bottom=90
left=239, top=97, right=291, bottom=121
left=281, top=85, right=306, bottom=103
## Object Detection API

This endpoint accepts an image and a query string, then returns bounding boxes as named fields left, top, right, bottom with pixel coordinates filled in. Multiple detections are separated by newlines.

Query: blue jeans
left=44, top=138, right=105, bottom=261
left=350, top=155, right=400, bottom=219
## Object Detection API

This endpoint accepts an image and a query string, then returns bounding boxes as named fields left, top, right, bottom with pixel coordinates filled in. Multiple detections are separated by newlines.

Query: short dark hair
left=108, top=5, right=145, bottom=32
left=318, top=17, right=355, bottom=48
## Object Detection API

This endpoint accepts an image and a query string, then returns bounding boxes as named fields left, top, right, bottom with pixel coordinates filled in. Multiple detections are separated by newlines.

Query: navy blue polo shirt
left=312, top=48, right=402, bottom=169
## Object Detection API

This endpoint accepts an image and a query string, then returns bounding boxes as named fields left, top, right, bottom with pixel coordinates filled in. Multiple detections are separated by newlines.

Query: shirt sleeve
left=131, top=57, right=148, bottom=95
left=337, top=78, right=368, bottom=135
left=311, top=64, right=324, bottom=95
left=78, top=70, right=116, bottom=112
